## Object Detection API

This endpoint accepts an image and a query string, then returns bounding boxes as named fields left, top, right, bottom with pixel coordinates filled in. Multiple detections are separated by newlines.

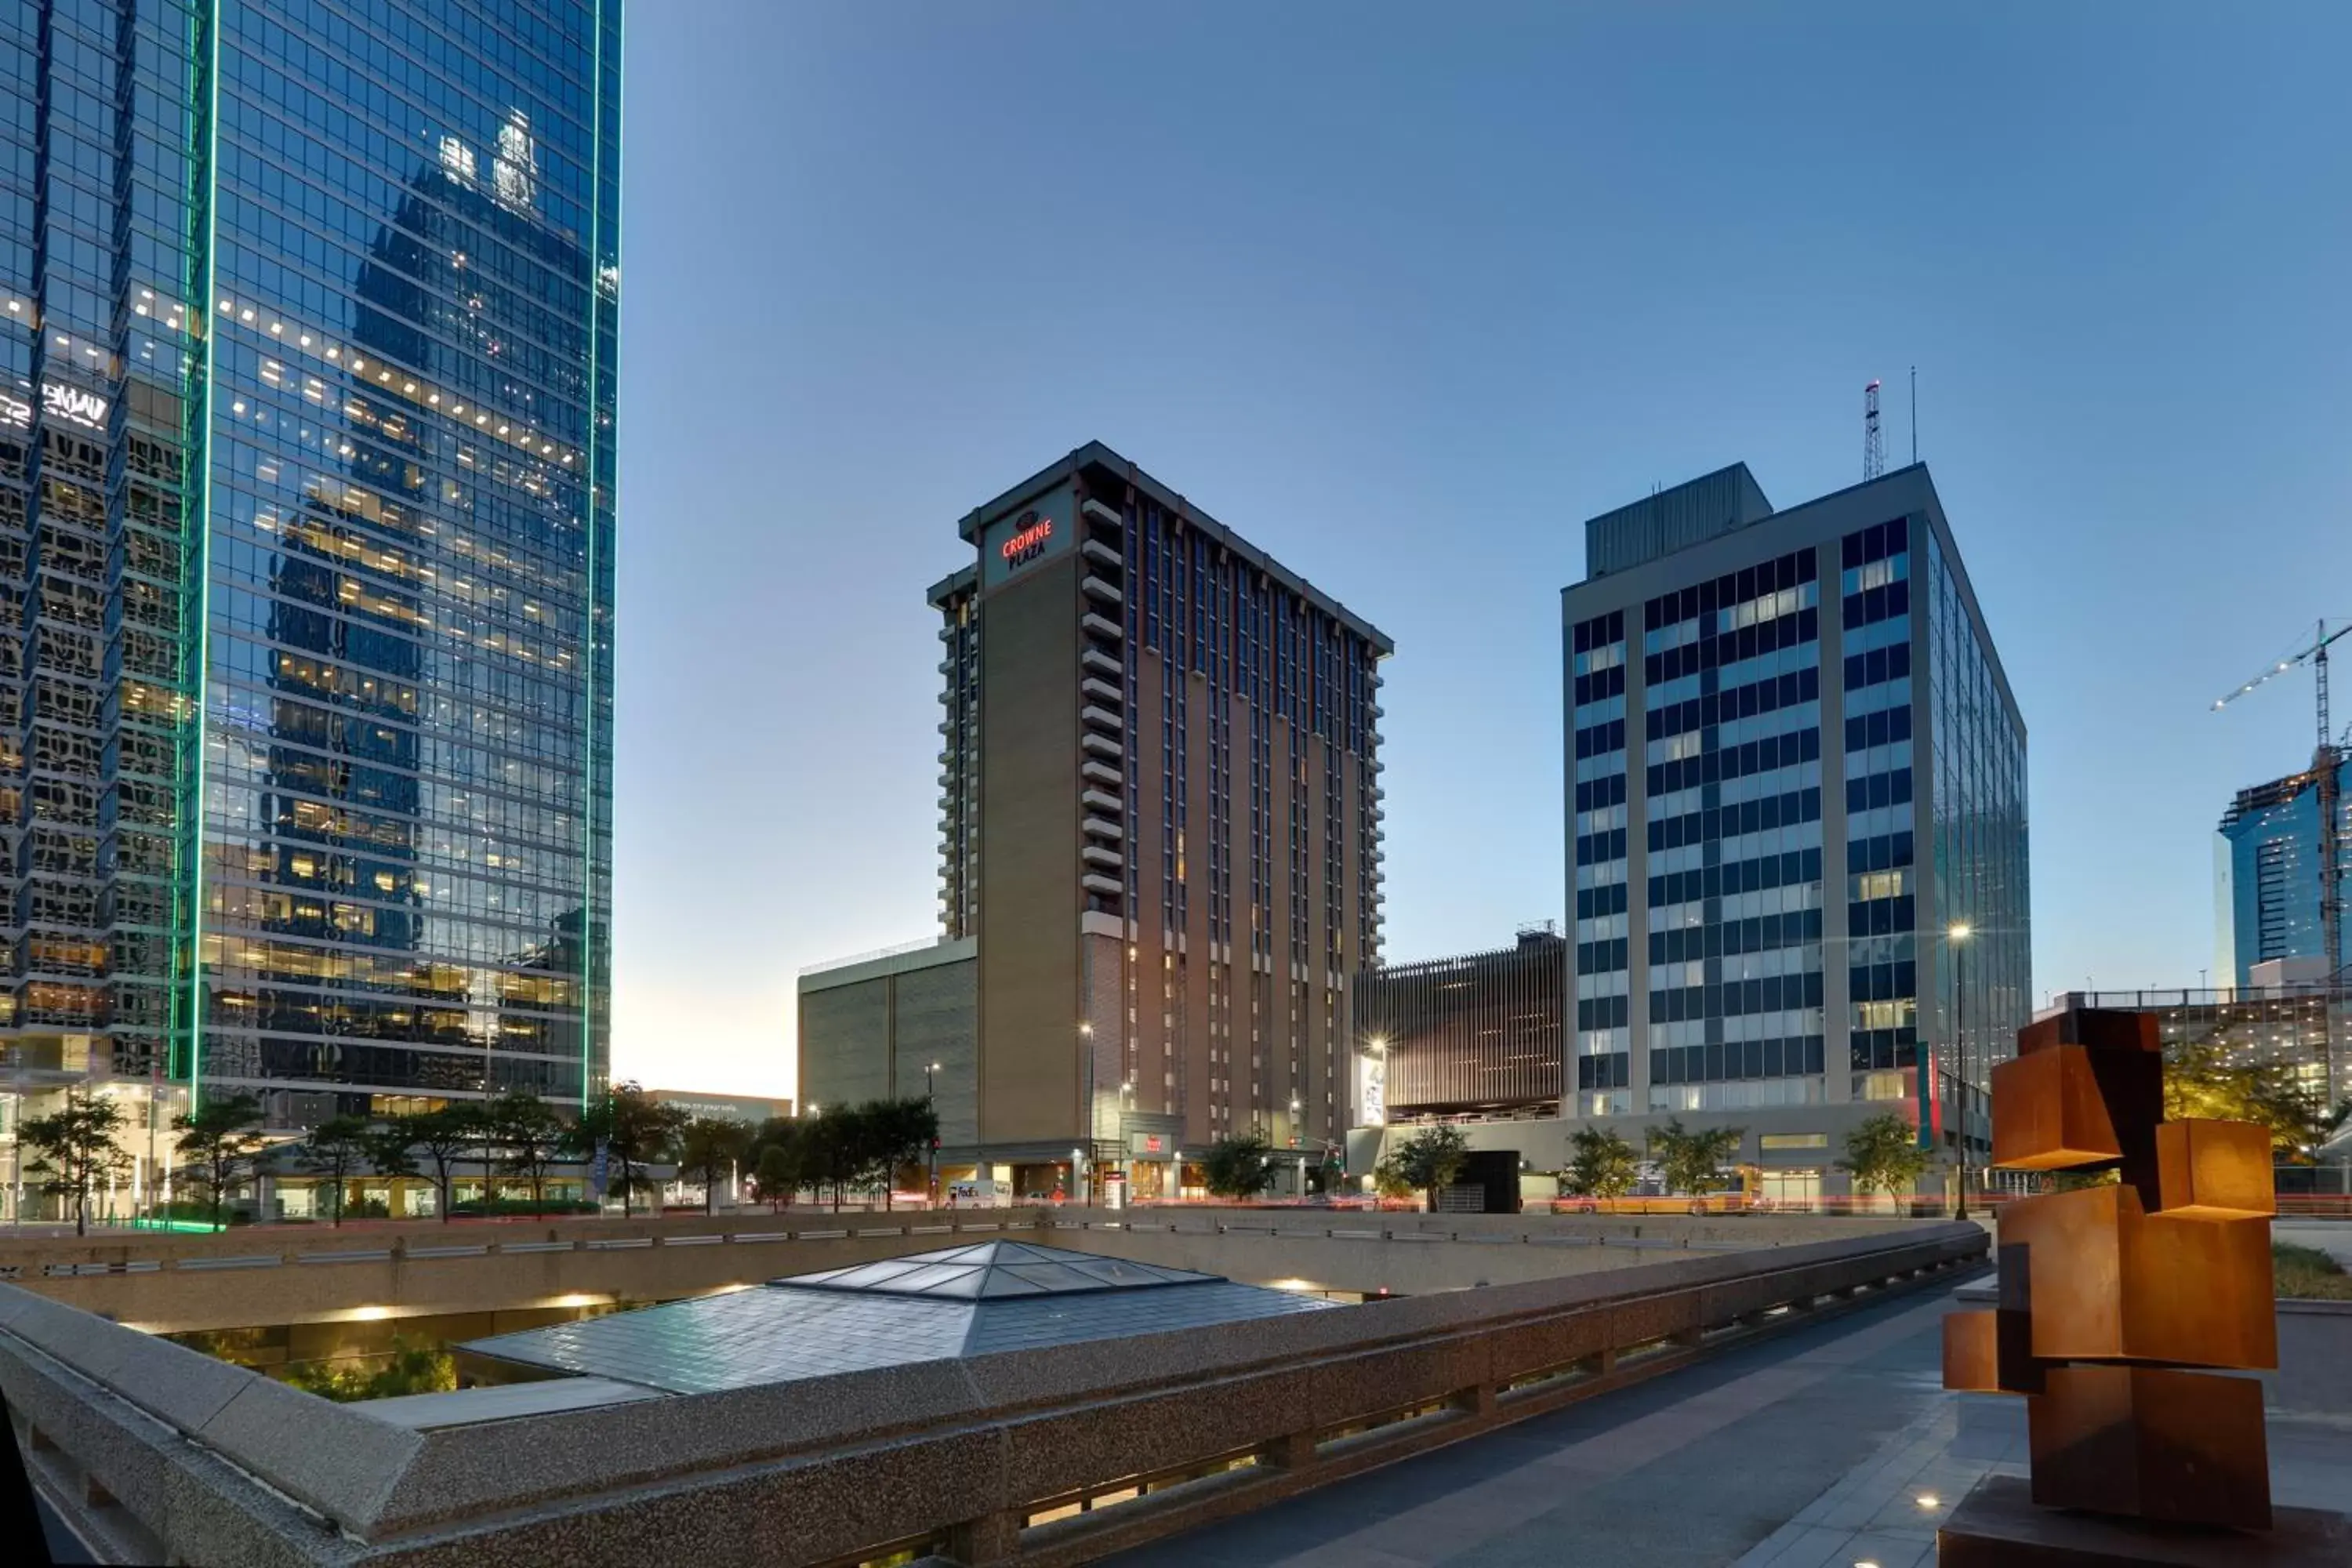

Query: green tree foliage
left=749, top=1118, right=813, bottom=1210
left=1560, top=1125, right=1639, bottom=1200
left=1377, top=1124, right=1470, bottom=1209
left=2165, top=1032, right=2328, bottom=1154
left=381, top=1107, right=477, bottom=1222
left=676, top=1116, right=754, bottom=1214
left=1646, top=1118, right=1744, bottom=1196
left=284, top=1336, right=456, bottom=1403
left=567, top=1085, right=684, bottom=1217
left=752, top=1141, right=798, bottom=1211
left=803, top=1105, right=858, bottom=1211
left=20, top=1090, right=134, bottom=1236
left=793, top=1099, right=940, bottom=1210
left=172, top=1094, right=268, bottom=1228
left=490, top=1091, right=566, bottom=1218
left=365, top=1120, right=420, bottom=1216
left=860, top=1098, right=940, bottom=1210
left=1199, top=1131, right=1279, bottom=1200
left=296, top=1115, right=375, bottom=1227
left=1837, top=1112, right=1933, bottom=1207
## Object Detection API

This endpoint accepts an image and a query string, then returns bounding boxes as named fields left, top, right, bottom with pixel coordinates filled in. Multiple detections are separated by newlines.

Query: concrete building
left=2216, top=759, right=2352, bottom=990
left=1356, top=464, right=2027, bottom=1206
left=641, top=1089, right=794, bottom=1126
left=1352, top=924, right=1566, bottom=1122
left=1560, top=462, right=2028, bottom=1201
left=2042, top=977, right=2350, bottom=1121
left=803, top=444, right=1391, bottom=1198
left=797, top=936, right=977, bottom=1151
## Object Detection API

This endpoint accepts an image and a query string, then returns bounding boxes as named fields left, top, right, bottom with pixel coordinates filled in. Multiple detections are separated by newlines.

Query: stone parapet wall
left=2, top=1221, right=1987, bottom=1566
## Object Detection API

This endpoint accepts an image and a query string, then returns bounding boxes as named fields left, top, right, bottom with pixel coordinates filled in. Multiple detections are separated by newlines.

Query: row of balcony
left=1079, top=499, right=1126, bottom=916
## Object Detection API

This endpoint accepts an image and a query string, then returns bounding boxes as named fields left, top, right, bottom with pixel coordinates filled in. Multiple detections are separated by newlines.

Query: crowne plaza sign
left=980, top=485, right=1076, bottom=593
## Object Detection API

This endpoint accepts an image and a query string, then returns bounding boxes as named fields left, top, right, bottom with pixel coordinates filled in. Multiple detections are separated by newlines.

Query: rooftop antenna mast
left=1910, top=366, right=1917, bottom=464
left=1864, top=380, right=1885, bottom=480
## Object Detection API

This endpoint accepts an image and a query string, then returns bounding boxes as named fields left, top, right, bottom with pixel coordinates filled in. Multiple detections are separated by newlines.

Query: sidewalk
left=1731, top=1334, right=2352, bottom=1568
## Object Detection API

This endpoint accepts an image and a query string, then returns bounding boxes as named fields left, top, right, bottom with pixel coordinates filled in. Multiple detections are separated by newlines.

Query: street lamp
left=1950, top=923, right=1974, bottom=1221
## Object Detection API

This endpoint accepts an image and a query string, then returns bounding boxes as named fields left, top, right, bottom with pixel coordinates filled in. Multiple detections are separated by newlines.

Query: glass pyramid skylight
left=781, top=1240, right=1219, bottom=1301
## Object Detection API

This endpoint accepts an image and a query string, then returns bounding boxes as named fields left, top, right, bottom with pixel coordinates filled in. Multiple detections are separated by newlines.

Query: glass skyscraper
left=1561, top=462, right=2027, bottom=1202
left=2215, top=759, right=2352, bottom=989
left=1, top=0, right=619, bottom=1127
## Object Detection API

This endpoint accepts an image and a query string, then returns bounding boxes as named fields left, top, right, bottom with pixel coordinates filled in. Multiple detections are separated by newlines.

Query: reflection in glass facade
left=1922, top=524, right=2029, bottom=1152
left=2, top=0, right=619, bottom=1120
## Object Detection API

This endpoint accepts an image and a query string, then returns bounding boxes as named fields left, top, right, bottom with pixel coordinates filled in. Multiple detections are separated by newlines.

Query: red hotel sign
left=999, top=511, right=1054, bottom=568
left=980, top=487, right=1075, bottom=594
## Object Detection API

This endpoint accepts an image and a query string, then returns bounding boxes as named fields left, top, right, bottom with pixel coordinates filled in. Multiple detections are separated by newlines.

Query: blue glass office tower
left=2215, top=760, right=2352, bottom=989
left=1, top=1, right=619, bottom=1125
left=1563, top=463, right=2027, bottom=1202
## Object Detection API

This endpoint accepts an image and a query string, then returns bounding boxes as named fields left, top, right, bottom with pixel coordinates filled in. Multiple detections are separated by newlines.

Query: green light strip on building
left=176, top=0, right=225, bottom=1112
left=579, top=0, right=622, bottom=1109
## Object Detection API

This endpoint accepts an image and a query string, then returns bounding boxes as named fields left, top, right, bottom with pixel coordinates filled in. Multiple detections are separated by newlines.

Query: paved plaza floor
left=1104, top=1274, right=2352, bottom=1568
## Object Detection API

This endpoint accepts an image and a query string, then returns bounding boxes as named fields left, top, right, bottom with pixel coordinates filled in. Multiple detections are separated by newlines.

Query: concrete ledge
left=3, top=1221, right=1987, bottom=1566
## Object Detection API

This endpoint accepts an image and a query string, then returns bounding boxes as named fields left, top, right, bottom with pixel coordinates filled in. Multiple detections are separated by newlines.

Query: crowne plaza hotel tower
left=917, top=444, right=1390, bottom=1196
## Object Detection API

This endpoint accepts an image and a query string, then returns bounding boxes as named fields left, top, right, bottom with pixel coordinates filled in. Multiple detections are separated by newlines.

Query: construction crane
left=2212, top=619, right=2352, bottom=1002
left=1864, top=380, right=1885, bottom=480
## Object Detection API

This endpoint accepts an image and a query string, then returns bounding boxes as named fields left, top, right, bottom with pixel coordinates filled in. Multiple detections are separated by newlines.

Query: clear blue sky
left=610, top=2, right=2352, bottom=1099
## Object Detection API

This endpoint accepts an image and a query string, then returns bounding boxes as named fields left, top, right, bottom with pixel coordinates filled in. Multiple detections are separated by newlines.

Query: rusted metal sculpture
left=1941, top=1006, right=2277, bottom=1530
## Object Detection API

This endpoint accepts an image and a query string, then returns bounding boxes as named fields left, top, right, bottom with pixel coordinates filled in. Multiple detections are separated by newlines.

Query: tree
left=1647, top=1118, right=1744, bottom=1197
left=1837, top=1112, right=1933, bottom=1210
left=859, top=1098, right=938, bottom=1211
left=20, top=1091, right=134, bottom=1236
left=1560, top=1125, right=1639, bottom=1200
left=675, top=1116, right=754, bottom=1214
left=365, top=1120, right=421, bottom=1220
left=285, top=1336, right=456, bottom=1403
left=1200, top=1131, right=1279, bottom=1200
left=297, top=1116, right=375, bottom=1227
left=387, top=1107, right=477, bottom=1222
left=751, top=1141, right=798, bottom=1212
left=749, top=1118, right=813, bottom=1210
left=2165, top=1032, right=2327, bottom=1154
left=567, top=1086, right=684, bottom=1218
left=1377, top=1124, right=1470, bottom=1210
left=806, top=1104, right=876, bottom=1210
left=172, top=1094, right=267, bottom=1229
left=491, top=1091, right=566, bottom=1218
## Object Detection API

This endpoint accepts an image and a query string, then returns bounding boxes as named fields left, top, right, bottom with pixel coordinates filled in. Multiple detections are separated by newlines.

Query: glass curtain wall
left=4, top=0, right=619, bottom=1121
left=196, top=0, right=620, bottom=1112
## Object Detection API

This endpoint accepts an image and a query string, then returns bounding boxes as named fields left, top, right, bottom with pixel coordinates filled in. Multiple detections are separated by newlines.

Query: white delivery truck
left=946, top=1178, right=1012, bottom=1209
